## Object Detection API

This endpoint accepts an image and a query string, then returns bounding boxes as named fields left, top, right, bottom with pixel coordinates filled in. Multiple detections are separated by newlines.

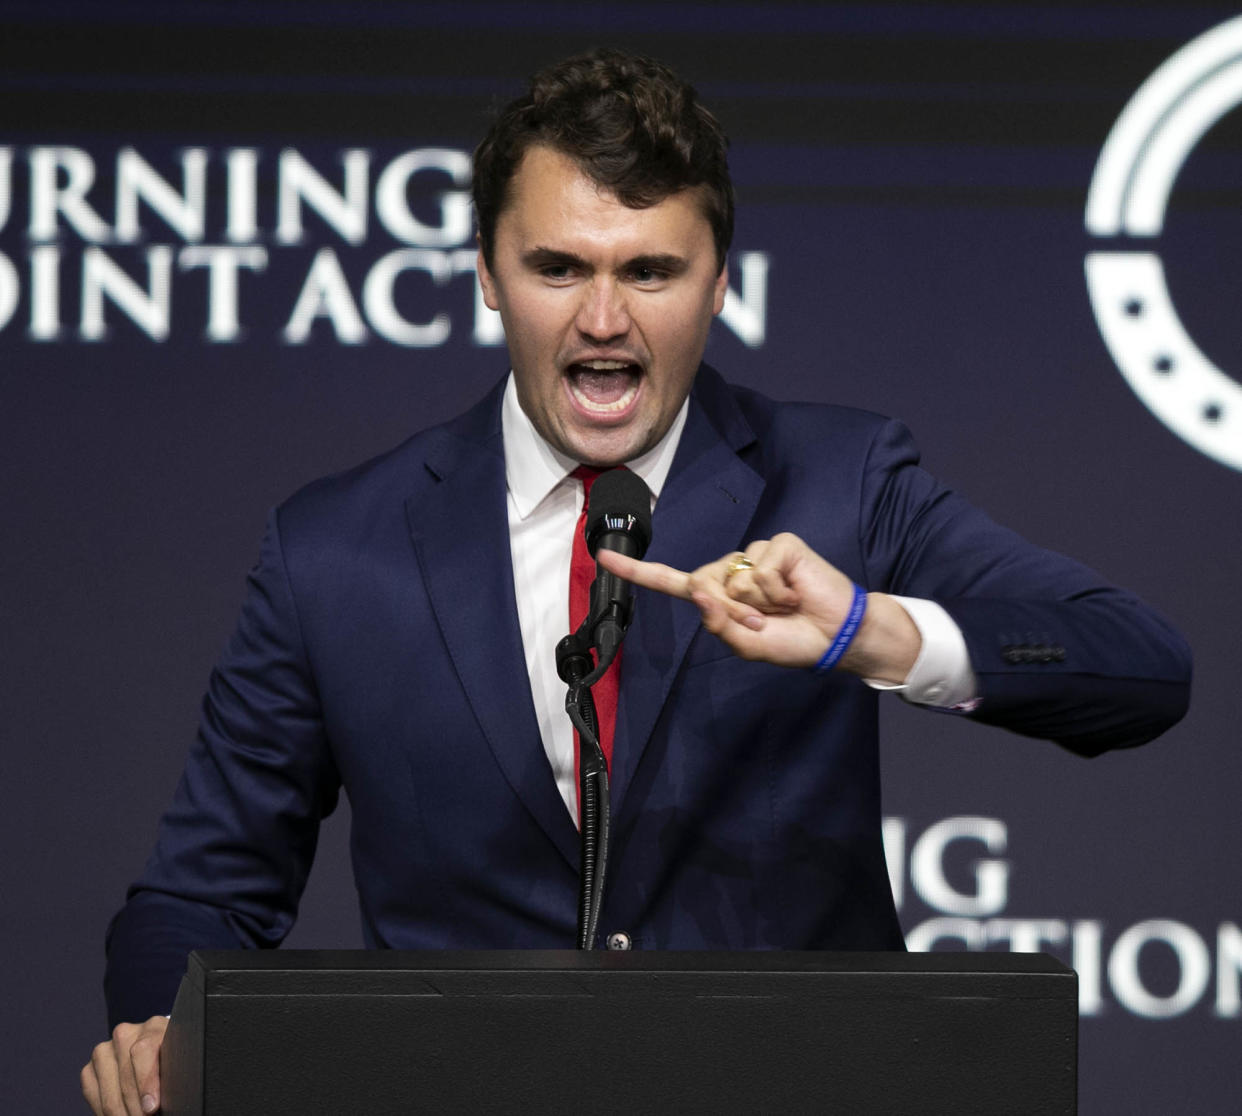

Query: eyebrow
left=521, top=247, right=584, bottom=270
left=521, top=247, right=690, bottom=274
left=626, top=253, right=690, bottom=275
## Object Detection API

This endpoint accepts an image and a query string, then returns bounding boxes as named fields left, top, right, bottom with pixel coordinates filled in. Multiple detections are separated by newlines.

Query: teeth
left=569, top=377, right=639, bottom=414
left=579, top=359, right=632, bottom=370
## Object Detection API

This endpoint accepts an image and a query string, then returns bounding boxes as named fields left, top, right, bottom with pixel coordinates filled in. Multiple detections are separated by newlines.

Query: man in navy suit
left=82, top=48, right=1190, bottom=1116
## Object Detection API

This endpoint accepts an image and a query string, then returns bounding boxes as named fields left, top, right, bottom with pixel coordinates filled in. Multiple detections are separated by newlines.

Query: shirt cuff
left=863, top=596, right=979, bottom=710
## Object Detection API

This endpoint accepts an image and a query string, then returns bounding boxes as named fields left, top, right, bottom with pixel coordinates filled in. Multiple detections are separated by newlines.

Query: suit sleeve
left=104, top=508, right=340, bottom=1027
left=857, top=419, right=1191, bottom=756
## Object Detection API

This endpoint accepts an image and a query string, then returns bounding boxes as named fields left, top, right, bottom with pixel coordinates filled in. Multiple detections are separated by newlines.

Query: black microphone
left=583, top=468, right=652, bottom=668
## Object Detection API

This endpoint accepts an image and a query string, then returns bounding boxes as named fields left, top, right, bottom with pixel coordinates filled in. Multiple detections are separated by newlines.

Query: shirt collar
left=501, top=373, right=688, bottom=520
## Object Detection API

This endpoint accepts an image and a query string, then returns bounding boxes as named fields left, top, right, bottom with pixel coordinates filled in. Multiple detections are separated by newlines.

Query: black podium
left=162, top=950, right=1076, bottom=1114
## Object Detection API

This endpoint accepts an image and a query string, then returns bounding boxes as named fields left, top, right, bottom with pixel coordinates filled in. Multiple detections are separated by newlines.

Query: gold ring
left=724, top=554, right=755, bottom=582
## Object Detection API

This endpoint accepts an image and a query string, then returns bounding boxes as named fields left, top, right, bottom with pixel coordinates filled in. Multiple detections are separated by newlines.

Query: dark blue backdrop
left=3, top=3, right=1239, bottom=1111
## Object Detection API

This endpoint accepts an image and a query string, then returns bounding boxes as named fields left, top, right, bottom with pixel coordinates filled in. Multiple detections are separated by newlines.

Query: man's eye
left=630, top=267, right=666, bottom=283
left=541, top=265, right=573, bottom=280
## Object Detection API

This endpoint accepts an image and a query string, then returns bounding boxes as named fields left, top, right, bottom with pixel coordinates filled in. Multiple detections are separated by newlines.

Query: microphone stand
left=557, top=467, right=649, bottom=950
left=556, top=628, right=613, bottom=950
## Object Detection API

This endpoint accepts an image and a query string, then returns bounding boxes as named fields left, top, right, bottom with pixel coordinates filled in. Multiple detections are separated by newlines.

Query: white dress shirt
left=500, top=375, right=977, bottom=817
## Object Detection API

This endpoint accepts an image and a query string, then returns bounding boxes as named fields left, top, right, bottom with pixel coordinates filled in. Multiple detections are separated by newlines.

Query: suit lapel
left=406, top=393, right=580, bottom=870
left=610, top=370, right=765, bottom=814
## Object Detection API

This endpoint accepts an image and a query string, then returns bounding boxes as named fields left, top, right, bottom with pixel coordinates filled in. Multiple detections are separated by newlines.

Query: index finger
left=596, top=548, right=693, bottom=600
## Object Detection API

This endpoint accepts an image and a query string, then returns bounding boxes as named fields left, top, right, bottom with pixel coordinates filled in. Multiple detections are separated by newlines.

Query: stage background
left=2, top=2, right=1238, bottom=1111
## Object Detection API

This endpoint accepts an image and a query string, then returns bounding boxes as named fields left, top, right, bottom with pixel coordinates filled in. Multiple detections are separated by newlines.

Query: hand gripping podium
left=162, top=950, right=1076, bottom=1114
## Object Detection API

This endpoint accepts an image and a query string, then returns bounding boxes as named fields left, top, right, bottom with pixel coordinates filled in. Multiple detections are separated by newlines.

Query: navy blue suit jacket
left=105, top=367, right=1190, bottom=1025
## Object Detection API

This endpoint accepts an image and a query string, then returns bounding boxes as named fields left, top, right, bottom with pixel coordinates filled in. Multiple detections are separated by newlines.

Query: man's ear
left=712, top=262, right=729, bottom=316
left=476, top=235, right=500, bottom=311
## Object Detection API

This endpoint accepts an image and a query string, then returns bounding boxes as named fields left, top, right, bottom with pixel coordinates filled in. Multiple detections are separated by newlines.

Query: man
left=82, top=48, right=1190, bottom=1115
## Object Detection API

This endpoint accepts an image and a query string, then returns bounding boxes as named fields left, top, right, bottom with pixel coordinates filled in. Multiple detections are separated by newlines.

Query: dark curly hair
left=473, top=49, right=733, bottom=272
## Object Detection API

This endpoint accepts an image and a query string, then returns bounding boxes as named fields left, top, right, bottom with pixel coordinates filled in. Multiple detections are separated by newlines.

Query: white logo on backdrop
left=1085, top=16, right=1242, bottom=471
left=0, top=145, right=769, bottom=348
left=886, top=816, right=1241, bottom=1020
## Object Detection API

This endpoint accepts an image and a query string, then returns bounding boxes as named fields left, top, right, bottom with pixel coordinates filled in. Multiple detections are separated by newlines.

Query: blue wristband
left=814, top=583, right=868, bottom=673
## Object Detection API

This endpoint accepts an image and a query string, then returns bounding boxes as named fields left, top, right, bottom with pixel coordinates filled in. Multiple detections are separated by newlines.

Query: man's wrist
left=863, top=596, right=980, bottom=708
left=839, top=592, right=922, bottom=683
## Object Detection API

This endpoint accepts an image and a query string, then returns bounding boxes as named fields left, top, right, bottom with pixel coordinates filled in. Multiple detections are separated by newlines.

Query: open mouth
left=566, top=359, right=642, bottom=415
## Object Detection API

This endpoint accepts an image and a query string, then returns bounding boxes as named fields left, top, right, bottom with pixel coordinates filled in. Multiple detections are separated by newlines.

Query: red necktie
left=569, top=466, right=621, bottom=809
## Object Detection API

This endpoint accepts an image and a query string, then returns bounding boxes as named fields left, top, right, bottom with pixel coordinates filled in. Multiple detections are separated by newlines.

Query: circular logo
left=1085, top=16, right=1242, bottom=471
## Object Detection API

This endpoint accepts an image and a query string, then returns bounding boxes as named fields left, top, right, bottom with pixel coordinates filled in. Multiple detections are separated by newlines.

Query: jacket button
left=606, top=931, right=632, bottom=951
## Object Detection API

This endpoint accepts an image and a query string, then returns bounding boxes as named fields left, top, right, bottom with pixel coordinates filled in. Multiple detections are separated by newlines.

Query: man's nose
left=575, top=279, right=630, bottom=342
